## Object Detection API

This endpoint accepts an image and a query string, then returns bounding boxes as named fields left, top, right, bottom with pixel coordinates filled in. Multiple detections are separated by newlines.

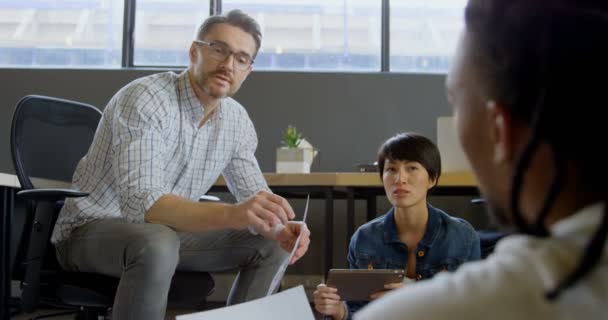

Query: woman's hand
left=313, top=284, right=346, bottom=319
left=370, top=282, right=405, bottom=300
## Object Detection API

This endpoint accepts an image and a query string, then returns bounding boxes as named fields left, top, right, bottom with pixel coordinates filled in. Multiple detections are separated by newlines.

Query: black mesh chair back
left=9, top=95, right=109, bottom=318
left=11, top=95, right=101, bottom=191
left=9, top=95, right=214, bottom=319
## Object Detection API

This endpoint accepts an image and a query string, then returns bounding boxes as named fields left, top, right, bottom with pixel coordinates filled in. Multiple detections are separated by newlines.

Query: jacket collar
left=383, top=204, right=442, bottom=249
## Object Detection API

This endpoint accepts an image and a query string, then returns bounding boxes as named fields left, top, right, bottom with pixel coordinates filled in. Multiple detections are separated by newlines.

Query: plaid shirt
left=52, top=70, right=269, bottom=243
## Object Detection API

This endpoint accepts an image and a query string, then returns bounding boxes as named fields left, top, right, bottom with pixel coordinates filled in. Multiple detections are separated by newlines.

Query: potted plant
left=276, top=125, right=315, bottom=173
left=283, top=125, right=303, bottom=149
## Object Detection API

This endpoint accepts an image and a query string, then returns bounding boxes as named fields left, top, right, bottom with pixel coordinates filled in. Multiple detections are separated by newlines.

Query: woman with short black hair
left=313, top=132, right=480, bottom=319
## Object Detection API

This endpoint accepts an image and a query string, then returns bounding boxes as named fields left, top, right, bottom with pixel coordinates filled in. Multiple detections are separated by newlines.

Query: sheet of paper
left=266, top=195, right=310, bottom=296
left=176, top=285, right=315, bottom=320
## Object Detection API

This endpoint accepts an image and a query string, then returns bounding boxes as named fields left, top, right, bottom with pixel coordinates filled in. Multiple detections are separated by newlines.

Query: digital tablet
left=326, top=269, right=406, bottom=301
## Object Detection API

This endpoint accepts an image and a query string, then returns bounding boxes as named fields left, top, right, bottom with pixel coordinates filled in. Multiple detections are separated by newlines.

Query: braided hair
left=464, top=0, right=608, bottom=300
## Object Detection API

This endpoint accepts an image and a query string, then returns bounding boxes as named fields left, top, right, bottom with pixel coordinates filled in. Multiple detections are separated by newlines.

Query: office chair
left=10, top=95, right=214, bottom=319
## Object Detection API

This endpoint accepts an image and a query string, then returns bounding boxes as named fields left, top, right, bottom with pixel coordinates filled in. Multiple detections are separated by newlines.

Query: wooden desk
left=215, top=171, right=477, bottom=187
left=213, top=172, right=478, bottom=274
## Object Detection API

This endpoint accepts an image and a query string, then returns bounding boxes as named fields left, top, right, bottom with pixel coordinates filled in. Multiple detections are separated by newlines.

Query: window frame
left=124, top=0, right=390, bottom=71
left=0, top=0, right=462, bottom=73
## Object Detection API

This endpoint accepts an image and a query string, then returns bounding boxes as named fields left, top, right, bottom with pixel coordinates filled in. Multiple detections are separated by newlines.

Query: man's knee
left=126, top=224, right=180, bottom=277
left=257, top=237, right=289, bottom=266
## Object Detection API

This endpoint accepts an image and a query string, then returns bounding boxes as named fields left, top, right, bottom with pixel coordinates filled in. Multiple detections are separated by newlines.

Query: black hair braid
left=531, top=145, right=565, bottom=237
left=509, top=90, right=545, bottom=236
left=466, top=0, right=608, bottom=301
left=509, top=81, right=608, bottom=302
left=509, top=137, right=538, bottom=233
left=509, top=86, right=608, bottom=301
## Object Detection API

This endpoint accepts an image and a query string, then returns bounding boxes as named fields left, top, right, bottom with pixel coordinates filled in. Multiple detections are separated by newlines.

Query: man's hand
left=313, top=284, right=345, bottom=319
left=369, top=282, right=404, bottom=300
left=230, top=191, right=295, bottom=233
left=275, top=221, right=310, bottom=264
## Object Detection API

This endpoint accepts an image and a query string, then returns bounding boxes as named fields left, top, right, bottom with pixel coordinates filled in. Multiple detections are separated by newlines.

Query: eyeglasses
left=193, top=40, right=254, bottom=71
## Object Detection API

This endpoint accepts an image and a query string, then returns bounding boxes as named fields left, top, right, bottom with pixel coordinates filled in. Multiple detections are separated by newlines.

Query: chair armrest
left=199, top=195, right=221, bottom=202
left=17, top=188, right=89, bottom=201
left=471, top=198, right=486, bottom=204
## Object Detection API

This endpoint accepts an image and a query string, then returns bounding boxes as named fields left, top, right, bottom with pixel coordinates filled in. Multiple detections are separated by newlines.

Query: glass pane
left=223, top=0, right=381, bottom=72
left=134, top=0, right=210, bottom=66
left=0, top=0, right=123, bottom=68
left=390, top=0, right=467, bottom=74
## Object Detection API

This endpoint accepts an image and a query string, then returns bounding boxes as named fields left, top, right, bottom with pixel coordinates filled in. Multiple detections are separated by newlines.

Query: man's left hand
left=275, top=221, right=310, bottom=264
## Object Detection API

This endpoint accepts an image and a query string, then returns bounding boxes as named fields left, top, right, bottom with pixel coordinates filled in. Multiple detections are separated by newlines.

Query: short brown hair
left=196, top=9, right=262, bottom=58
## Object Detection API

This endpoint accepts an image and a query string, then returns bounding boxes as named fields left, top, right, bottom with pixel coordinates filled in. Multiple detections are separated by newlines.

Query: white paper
left=266, top=195, right=310, bottom=296
left=176, top=285, right=314, bottom=320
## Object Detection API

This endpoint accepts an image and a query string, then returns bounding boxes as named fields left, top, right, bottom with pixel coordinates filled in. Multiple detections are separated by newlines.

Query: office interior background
left=0, top=0, right=489, bottom=301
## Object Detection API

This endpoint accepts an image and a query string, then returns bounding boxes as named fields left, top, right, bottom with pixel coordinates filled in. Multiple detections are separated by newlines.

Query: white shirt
left=52, top=70, right=269, bottom=243
left=355, top=202, right=608, bottom=320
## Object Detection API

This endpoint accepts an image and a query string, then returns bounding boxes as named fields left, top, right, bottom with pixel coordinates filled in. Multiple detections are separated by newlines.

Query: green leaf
left=283, top=125, right=304, bottom=148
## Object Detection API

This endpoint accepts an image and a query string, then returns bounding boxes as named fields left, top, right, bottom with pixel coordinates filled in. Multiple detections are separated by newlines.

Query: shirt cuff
left=124, top=189, right=166, bottom=224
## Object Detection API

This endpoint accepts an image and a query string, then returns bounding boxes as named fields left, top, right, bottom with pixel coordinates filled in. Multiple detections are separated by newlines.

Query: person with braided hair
left=355, top=0, right=608, bottom=319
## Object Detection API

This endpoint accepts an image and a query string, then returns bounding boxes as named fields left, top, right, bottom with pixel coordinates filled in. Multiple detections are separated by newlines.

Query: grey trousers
left=55, top=219, right=289, bottom=320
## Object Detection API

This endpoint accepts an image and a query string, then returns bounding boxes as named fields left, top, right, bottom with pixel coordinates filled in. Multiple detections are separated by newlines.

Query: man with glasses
left=51, top=9, right=310, bottom=320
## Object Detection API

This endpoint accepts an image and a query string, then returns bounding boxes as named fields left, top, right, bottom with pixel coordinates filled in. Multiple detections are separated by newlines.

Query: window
left=390, top=0, right=467, bottom=73
left=133, top=0, right=209, bottom=66
left=223, top=0, right=381, bottom=71
left=0, top=0, right=124, bottom=68
left=0, top=0, right=467, bottom=73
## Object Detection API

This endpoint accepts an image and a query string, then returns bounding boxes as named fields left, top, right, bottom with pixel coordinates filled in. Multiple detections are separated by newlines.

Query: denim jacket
left=342, top=204, right=481, bottom=319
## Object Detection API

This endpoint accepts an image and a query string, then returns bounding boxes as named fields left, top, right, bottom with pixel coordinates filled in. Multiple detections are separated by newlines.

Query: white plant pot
left=276, top=148, right=314, bottom=173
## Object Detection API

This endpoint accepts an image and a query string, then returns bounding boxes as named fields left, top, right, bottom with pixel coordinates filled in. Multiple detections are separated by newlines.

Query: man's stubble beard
left=199, top=70, right=233, bottom=99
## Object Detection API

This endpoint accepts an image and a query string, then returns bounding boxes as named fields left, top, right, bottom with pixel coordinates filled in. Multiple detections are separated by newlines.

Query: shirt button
left=417, top=250, right=425, bottom=257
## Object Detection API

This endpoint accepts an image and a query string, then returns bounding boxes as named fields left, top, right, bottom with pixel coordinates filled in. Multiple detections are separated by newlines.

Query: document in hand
left=266, top=195, right=310, bottom=296
left=176, top=286, right=315, bottom=320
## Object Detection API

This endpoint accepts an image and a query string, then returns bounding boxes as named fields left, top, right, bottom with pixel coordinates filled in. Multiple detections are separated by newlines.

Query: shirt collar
left=383, top=204, right=441, bottom=248
left=177, top=70, right=224, bottom=126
